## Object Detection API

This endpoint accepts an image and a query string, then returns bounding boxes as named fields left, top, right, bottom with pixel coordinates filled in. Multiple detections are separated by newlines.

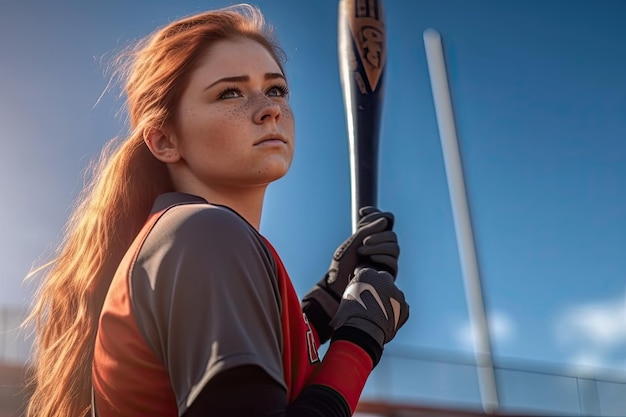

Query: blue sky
left=2, top=0, right=626, bottom=413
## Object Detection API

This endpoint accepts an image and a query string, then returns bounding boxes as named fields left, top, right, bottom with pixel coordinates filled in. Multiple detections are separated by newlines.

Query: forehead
left=191, top=38, right=283, bottom=81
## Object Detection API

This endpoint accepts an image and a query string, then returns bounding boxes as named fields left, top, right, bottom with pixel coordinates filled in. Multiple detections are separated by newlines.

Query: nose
left=253, top=99, right=281, bottom=124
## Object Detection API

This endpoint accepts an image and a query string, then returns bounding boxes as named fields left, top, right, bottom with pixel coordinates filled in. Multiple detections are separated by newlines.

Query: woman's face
left=169, top=37, right=295, bottom=192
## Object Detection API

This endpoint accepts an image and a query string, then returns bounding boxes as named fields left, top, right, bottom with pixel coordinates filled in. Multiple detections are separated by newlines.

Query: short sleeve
left=130, top=204, right=284, bottom=415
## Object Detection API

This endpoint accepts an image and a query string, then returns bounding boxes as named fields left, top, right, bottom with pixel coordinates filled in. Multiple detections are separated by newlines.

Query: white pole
left=423, top=28, right=499, bottom=414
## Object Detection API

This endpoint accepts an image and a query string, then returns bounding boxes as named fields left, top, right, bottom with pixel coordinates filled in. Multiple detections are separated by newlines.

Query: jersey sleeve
left=129, top=203, right=285, bottom=415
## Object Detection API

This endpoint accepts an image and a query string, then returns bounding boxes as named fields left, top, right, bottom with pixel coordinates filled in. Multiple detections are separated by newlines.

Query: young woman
left=26, top=4, right=409, bottom=417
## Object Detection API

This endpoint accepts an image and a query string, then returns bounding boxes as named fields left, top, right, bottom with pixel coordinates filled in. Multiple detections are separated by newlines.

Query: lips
left=254, top=133, right=287, bottom=146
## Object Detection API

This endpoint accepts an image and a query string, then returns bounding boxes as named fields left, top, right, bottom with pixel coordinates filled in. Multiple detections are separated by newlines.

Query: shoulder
left=131, top=199, right=281, bottom=319
left=162, top=202, right=252, bottom=237
left=126, top=203, right=286, bottom=404
left=143, top=202, right=268, bottom=256
left=136, top=202, right=277, bottom=290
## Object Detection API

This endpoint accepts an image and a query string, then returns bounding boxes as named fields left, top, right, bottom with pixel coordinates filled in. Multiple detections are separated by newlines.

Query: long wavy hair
left=24, top=5, right=286, bottom=417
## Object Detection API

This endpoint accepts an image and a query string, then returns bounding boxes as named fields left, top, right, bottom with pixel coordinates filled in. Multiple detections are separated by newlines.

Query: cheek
left=225, top=103, right=249, bottom=122
left=281, top=104, right=295, bottom=131
left=179, top=107, right=244, bottom=151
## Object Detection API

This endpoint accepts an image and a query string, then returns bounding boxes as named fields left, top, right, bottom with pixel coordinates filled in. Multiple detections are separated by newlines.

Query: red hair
left=25, top=5, right=285, bottom=417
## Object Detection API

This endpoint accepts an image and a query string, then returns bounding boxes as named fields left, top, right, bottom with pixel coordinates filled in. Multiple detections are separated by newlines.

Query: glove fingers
left=359, top=212, right=394, bottom=229
left=358, top=229, right=399, bottom=278
left=367, top=254, right=398, bottom=277
left=358, top=206, right=379, bottom=218
left=362, top=230, right=397, bottom=246
left=354, top=216, right=389, bottom=241
left=358, top=242, right=399, bottom=257
left=358, top=210, right=385, bottom=226
left=332, top=216, right=386, bottom=260
left=358, top=210, right=394, bottom=230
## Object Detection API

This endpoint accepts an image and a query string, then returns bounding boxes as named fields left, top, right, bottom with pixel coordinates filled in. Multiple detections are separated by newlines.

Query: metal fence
left=2, top=306, right=626, bottom=416
left=362, top=346, right=626, bottom=416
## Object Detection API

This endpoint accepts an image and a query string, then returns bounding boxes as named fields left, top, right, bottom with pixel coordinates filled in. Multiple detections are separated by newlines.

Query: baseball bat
left=338, top=0, right=386, bottom=232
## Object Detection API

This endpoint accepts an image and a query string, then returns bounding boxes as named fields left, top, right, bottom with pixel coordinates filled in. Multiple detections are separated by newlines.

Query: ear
left=144, top=125, right=181, bottom=164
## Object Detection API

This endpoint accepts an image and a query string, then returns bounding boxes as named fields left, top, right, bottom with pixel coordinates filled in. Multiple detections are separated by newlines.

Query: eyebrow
left=204, top=73, right=285, bottom=90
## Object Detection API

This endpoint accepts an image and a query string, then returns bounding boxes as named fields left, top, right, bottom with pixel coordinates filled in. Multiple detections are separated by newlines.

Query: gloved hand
left=330, top=267, right=409, bottom=367
left=301, top=207, right=399, bottom=343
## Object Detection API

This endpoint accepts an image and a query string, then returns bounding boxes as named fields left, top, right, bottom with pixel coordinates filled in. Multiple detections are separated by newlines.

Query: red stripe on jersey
left=93, top=211, right=178, bottom=417
left=261, top=238, right=321, bottom=402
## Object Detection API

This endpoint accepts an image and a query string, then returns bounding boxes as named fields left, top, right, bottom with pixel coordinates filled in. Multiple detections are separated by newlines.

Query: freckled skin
left=169, top=38, right=295, bottom=193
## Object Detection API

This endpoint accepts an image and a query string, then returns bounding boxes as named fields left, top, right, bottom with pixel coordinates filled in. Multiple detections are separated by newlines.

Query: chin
left=256, top=160, right=292, bottom=184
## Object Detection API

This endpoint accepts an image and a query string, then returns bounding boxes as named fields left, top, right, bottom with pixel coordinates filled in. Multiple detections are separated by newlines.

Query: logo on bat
left=347, top=1, right=386, bottom=92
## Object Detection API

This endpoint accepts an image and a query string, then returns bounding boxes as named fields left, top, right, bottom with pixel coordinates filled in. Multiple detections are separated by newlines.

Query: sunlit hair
left=24, top=5, right=286, bottom=417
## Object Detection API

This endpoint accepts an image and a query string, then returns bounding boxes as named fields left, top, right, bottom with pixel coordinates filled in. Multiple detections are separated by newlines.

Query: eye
left=266, top=84, right=290, bottom=98
left=217, top=85, right=242, bottom=99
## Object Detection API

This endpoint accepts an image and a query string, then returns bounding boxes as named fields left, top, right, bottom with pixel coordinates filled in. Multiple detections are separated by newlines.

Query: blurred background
left=1, top=0, right=625, bottom=415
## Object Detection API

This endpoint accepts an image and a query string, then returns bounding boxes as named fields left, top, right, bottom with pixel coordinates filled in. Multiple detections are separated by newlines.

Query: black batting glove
left=330, top=267, right=410, bottom=367
left=301, top=207, right=399, bottom=343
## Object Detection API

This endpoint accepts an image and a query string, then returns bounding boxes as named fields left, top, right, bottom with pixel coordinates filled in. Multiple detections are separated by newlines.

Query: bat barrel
left=338, top=0, right=386, bottom=231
